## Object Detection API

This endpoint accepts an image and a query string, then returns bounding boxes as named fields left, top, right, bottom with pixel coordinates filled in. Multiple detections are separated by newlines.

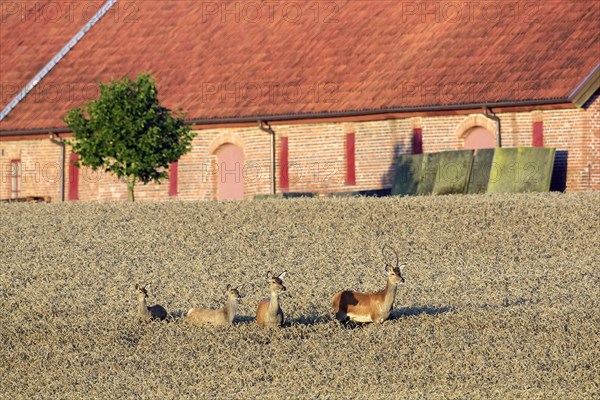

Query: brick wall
left=0, top=139, right=64, bottom=201
left=1, top=91, right=598, bottom=201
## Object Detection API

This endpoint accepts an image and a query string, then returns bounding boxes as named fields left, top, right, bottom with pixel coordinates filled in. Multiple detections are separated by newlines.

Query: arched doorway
left=456, top=115, right=497, bottom=154
left=215, top=143, right=244, bottom=200
left=463, top=126, right=495, bottom=153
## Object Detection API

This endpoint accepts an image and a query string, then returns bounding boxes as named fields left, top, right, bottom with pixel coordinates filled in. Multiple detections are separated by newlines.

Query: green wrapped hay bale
left=467, top=148, right=496, bottom=194
left=487, top=147, right=556, bottom=193
left=254, top=194, right=283, bottom=200
left=487, top=148, right=519, bottom=193
left=391, top=154, right=422, bottom=196
left=417, top=152, right=442, bottom=195
left=432, top=150, right=474, bottom=195
left=513, top=147, right=556, bottom=192
left=283, top=192, right=317, bottom=198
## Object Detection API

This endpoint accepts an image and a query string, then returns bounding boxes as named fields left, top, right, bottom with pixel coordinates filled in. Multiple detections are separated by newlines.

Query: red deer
left=136, top=284, right=167, bottom=322
left=188, top=285, right=242, bottom=326
left=256, top=271, right=287, bottom=327
left=332, top=246, right=405, bottom=324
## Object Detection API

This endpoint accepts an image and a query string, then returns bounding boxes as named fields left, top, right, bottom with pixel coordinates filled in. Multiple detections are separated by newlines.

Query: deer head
left=135, top=284, right=151, bottom=300
left=267, top=271, right=287, bottom=294
left=382, top=245, right=405, bottom=286
left=226, top=284, right=243, bottom=302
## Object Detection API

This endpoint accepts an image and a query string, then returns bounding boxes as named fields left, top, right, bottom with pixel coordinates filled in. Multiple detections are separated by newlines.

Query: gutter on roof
left=0, top=127, right=72, bottom=137
left=0, top=98, right=573, bottom=137
left=569, top=62, right=600, bottom=108
left=183, top=98, right=573, bottom=126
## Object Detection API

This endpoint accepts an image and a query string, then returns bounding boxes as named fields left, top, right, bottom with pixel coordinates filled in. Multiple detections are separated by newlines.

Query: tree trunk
left=127, top=177, right=135, bottom=202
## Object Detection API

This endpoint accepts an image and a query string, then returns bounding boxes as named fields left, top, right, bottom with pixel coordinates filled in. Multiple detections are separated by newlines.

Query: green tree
left=64, top=73, right=196, bottom=201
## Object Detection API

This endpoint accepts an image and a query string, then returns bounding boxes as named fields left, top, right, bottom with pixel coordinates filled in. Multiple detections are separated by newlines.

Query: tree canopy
left=64, top=73, right=196, bottom=200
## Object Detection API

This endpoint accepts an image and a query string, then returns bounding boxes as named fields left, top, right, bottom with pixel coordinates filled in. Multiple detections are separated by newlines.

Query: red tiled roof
left=1, top=0, right=599, bottom=132
left=0, top=0, right=102, bottom=110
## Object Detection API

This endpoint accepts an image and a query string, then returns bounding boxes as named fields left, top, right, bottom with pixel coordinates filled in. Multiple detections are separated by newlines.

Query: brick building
left=1, top=1, right=599, bottom=201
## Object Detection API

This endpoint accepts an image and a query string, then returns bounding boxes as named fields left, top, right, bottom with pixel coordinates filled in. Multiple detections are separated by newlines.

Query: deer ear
left=279, top=271, right=287, bottom=279
left=267, top=271, right=272, bottom=280
left=135, top=284, right=139, bottom=290
left=144, top=284, right=150, bottom=291
left=385, top=263, right=390, bottom=273
left=226, top=284, right=231, bottom=291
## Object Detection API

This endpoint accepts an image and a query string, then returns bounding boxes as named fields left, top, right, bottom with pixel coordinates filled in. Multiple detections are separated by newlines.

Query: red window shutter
left=412, top=128, right=423, bottom=154
left=169, top=161, right=178, bottom=196
left=345, top=132, right=356, bottom=186
left=533, top=121, right=544, bottom=147
left=68, top=153, right=79, bottom=201
left=280, top=137, right=289, bottom=190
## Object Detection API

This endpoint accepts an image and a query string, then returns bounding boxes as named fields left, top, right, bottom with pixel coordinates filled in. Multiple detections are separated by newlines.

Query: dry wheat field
left=1, top=193, right=599, bottom=399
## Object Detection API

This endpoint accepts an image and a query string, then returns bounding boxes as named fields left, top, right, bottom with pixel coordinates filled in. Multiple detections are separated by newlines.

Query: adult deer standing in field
left=188, top=285, right=242, bottom=326
left=136, top=284, right=167, bottom=322
left=256, top=271, right=287, bottom=327
left=332, top=245, right=405, bottom=324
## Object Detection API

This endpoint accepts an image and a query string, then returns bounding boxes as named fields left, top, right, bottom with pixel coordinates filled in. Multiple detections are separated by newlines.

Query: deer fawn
left=332, top=246, right=405, bottom=324
left=136, top=284, right=167, bottom=322
left=256, top=271, right=287, bottom=327
left=188, top=285, right=242, bottom=326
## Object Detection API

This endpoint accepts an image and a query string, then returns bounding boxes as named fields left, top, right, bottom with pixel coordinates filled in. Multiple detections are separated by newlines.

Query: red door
left=68, top=153, right=79, bottom=201
left=216, top=143, right=244, bottom=200
left=463, top=126, right=495, bottom=154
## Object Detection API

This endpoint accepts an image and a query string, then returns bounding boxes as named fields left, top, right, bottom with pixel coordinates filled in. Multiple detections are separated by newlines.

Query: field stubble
left=0, top=193, right=598, bottom=399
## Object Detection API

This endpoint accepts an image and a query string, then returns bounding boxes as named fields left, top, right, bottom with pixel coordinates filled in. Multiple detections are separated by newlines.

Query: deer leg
left=335, top=311, right=348, bottom=323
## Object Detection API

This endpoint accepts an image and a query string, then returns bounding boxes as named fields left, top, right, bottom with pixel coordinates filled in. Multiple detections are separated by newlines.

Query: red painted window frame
left=169, top=161, right=179, bottom=196
left=412, top=128, right=423, bottom=154
left=345, top=132, right=356, bottom=186
left=68, top=153, right=79, bottom=201
left=533, top=121, right=544, bottom=147
left=279, top=137, right=289, bottom=190
left=10, top=159, right=21, bottom=199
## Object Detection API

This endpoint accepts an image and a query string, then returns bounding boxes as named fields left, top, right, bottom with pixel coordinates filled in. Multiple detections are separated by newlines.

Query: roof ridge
left=0, top=0, right=118, bottom=122
left=569, top=62, right=600, bottom=107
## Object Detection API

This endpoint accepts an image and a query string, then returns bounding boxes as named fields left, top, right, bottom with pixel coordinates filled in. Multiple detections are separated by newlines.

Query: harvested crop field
left=1, top=193, right=599, bottom=399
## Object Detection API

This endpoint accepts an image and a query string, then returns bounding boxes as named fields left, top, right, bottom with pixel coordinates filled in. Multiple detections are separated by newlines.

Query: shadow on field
left=169, top=310, right=186, bottom=320
left=235, top=315, right=256, bottom=324
left=169, top=307, right=455, bottom=327
left=286, top=313, right=332, bottom=327
left=392, top=305, right=455, bottom=319
left=232, top=314, right=332, bottom=327
left=482, top=297, right=540, bottom=310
